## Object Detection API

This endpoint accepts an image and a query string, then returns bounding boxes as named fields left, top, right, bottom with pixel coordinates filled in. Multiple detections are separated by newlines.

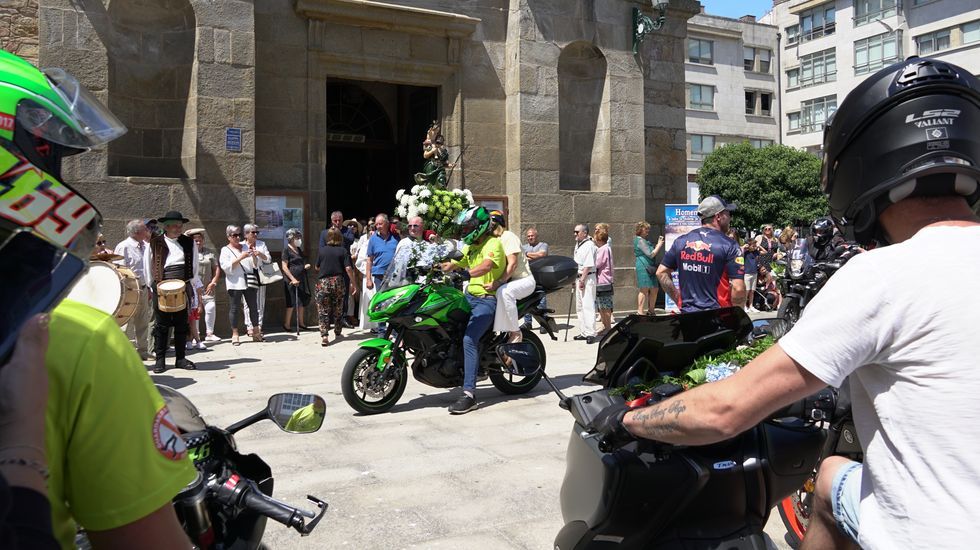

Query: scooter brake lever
left=295, top=495, right=328, bottom=535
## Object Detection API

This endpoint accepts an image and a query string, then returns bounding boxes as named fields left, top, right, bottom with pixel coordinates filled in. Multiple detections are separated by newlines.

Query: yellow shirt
left=46, top=300, right=197, bottom=548
left=458, top=236, right=506, bottom=297
left=284, top=403, right=325, bottom=433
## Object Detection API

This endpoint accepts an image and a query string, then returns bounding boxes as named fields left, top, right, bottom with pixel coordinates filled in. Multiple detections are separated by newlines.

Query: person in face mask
left=282, top=228, right=312, bottom=332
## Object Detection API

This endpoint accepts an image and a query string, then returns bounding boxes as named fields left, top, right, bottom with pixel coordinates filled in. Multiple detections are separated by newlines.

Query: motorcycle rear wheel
left=490, top=330, right=546, bottom=395
left=341, top=348, right=408, bottom=414
left=777, top=476, right=814, bottom=549
left=777, top=295, right=802, bottom=326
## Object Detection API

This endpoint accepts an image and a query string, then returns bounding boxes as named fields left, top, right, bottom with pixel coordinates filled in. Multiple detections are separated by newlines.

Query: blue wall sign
left=226, top=127, right=242, bottom=152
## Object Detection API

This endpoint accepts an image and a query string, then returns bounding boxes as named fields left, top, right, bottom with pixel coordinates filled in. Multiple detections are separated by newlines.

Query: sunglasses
left=247, top=231, right=259, bottom=234
left=408, top=224, right=421, bottom=228
left=230, top=233, right=242, bottom=238
left=96, top=240, right=106, bottom=245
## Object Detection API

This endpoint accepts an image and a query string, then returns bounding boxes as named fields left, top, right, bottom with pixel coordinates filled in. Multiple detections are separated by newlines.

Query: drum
left=66, top=261, right=141, bottom=326
left=157, top=279, right=188, bottom=312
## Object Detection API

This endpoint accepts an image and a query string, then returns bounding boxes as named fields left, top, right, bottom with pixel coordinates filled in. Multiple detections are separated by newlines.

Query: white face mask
left=294, top=238, right=303, bottom=248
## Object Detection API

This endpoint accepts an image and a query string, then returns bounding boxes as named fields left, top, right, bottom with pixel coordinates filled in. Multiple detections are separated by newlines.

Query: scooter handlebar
left=241, top=488, right=328, bottom=535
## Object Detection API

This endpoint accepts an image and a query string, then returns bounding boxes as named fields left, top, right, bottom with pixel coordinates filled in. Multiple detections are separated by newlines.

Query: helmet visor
left=16, top=68, right=126, bottom=149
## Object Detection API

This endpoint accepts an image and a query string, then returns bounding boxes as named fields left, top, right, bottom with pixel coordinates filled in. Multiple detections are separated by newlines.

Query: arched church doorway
left=325, top=80, right=438, bottom=222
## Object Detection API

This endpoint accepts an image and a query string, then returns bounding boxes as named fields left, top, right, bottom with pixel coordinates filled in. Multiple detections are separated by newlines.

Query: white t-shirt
left=499, top=230, right=531, bottom=280
left=574, top=238, right=597, bottom=273
left=779, top=225, right=980, bottom=550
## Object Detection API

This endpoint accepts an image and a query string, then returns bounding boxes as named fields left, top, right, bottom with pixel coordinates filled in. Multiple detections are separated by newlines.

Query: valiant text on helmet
left=905, top=109, right=960, bottom=128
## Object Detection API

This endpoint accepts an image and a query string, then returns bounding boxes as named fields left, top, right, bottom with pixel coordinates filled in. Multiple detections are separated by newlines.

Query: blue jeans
left=373, top=275, right=386, bottom=335
left=463, top=294, right=497, bottom=393
left=831, top=461, right=862, bottom=545
left=523, top=296, right=546, bottom=326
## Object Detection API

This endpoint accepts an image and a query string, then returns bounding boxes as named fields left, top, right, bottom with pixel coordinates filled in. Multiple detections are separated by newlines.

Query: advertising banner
left=663, top=204, right=701, bottom=312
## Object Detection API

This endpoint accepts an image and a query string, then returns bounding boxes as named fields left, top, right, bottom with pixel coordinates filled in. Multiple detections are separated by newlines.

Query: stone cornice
left=687, top=22, right=743, bottom=40
left=295, top=0, right=480, bottom=38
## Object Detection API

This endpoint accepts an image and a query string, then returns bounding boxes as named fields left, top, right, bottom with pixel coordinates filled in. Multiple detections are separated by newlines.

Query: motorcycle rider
left=0, top=51, right=196, bottom=547
left=806, top=216, right=843, bottom=261
left=441, top=206, right=506, bottom=414
left=589, top=57, right=980, bottom=549
left=656, top=195, right=746, bottom=312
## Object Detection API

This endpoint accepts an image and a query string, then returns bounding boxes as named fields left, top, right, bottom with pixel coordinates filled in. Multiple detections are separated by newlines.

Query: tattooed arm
left=622, top=344, right=827, bottom=446
left=655, top=265, right=681, bottom=304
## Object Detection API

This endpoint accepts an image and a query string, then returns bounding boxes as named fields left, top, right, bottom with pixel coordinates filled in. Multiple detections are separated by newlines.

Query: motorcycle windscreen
left=380, top=240, right=457, bottom=291
left=156, top=384, right=208, bottom=432
left=584, top=307, right=753, bottom=387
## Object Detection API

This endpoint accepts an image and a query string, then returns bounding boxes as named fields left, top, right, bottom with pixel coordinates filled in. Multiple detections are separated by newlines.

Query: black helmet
left=821, top=57, right=980, bottom=245
left=811, top=216, right=835, bottom=246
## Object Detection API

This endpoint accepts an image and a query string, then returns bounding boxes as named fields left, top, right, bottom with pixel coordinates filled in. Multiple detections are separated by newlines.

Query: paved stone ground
left=153, top=313, right=791, bottom=549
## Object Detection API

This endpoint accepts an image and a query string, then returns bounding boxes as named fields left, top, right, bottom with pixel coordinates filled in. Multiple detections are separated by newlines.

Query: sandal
left=321, top=337, right=329, bottom=347
left=252, top=331, right=264, bottom=342
left=232, top=334, right=241, bottom=346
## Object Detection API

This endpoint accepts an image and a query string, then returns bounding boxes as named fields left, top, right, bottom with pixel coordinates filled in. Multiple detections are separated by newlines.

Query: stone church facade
left=9, top=0, right=698, bottom=320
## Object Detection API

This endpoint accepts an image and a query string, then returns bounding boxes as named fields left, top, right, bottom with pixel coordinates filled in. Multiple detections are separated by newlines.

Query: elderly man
left=114, top=219, right=153, bottom=360
left=521, top=227, right=548, bottom=329
left=364, top=213, right=399, bottom=335
left=573, top=223, right=598, bottom=344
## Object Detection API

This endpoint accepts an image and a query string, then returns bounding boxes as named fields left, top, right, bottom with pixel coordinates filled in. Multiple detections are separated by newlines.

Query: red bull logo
left=685, top=240, right=713, bottom=252
left=680, top=250, right=715, bottom=264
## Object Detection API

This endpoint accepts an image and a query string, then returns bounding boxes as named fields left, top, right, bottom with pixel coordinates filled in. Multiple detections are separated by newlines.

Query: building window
left=788, top=112, right=801, bottom=133
left=917, top=29, right=951, bottom=55
left=749, top=138, right=774, bottom=148
left=687, top=84, right=715, bottom=111
left=800, top=4, right=836, bottom=43
left=964, top=21, right=980, bottom=44
left=789, top=48, right=837, bottom=89
left=800, top=95, right=837, bottom=134
left=688, top=38, right=714, bottom=65
left=689, top=134, right=715, bottom=160
left=743, top=46, right=772, bottom=73
left=745, top=91, right=773, bottom=116
left=854, top=0, right=898, bottom=27
left=786, top=24, right=800, bottom=46
left=855, top=31, right=902, bottom=75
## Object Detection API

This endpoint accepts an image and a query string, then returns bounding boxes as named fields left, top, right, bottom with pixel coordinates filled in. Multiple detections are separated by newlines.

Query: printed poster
left=255, top=195, right=285, bottom=241
left=663, top=204, right=700, bottom=313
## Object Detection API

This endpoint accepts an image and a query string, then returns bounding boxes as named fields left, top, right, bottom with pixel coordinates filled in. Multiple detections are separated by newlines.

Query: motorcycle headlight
left=372, top=291, right=407, bottom=313
left=790, top=259, right=804, bottom=277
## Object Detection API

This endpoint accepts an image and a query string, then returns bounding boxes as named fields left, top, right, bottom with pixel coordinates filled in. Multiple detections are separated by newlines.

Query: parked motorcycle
left=340, top=249, right=578, bottom=414
left=158, top=386, right=329, bottom=549
left=538, top=309, right=834, bottom=549
left=777, top=244, right=860, bottom=325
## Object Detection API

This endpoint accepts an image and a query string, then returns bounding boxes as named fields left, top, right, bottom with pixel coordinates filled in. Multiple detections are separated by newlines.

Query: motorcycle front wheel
left=341, top=348, right=408, bottom=414
left=777, top=477, right=814, bottom=549
left=490, top=329, right=546, bottom=395
left=777, top=295, right=802, bottom=326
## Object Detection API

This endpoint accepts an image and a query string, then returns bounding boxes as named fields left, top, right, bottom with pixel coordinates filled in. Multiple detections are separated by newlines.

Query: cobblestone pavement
left=153, top=314, right=790, bottom=549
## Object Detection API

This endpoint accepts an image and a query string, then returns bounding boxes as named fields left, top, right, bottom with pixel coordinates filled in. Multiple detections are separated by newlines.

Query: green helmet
left=455, top=206, right=491, bottom=245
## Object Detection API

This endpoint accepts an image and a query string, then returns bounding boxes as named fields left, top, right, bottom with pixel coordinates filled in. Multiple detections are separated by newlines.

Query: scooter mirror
left=496, top=342, right=542, bottom=376
left=267, top=393, right=326, bottom=434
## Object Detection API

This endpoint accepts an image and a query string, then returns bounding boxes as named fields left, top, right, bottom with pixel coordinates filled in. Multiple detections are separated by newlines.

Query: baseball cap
left=489, top=210, right=506, bottom=228
left=697, top=195, right=737, bottom=218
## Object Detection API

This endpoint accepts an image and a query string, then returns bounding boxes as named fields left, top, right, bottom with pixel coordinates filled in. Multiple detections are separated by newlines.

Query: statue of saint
left=414, top=121, right=454, bottom=187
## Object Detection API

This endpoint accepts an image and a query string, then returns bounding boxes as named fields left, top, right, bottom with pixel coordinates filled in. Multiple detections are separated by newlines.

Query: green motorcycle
left=341, top=252, right=578, bottom=414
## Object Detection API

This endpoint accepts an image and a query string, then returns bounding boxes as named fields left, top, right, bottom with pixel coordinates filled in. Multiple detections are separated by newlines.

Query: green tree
left=696, top=142, right=828, bottom=231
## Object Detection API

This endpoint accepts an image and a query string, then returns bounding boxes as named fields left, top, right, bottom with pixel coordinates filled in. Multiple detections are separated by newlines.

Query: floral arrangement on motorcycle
left=613, top=336, right=776, bottom=400
left=394, top=185, right=475, bottom=237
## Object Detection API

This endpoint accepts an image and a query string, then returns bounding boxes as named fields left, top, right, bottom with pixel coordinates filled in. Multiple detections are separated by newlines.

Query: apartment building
left=684, top=13, right=780, bottom=203
left=763, top=0, right=980, bottom=153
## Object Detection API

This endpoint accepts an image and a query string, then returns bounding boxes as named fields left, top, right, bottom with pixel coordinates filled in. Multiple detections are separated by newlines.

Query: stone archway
left=106, top=0, right=195, bottom=178
left=558, top=41, right=610, bottom=192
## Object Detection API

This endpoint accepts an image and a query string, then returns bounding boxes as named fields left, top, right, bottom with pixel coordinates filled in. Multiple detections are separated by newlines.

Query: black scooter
left=532, top=309, right=834, bottom=549
left=158, top=386, right=329, bottom=549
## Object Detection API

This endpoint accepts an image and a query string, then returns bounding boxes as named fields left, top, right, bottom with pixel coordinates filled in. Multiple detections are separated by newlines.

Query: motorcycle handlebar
left=241, top=488, right=328, bottom=535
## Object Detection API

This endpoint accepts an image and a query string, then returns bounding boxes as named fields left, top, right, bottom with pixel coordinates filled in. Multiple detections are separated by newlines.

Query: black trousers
left=152, top=295, right=188, bottom=365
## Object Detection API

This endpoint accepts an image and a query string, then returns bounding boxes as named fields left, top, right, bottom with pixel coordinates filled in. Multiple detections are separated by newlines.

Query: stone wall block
left=522, top=193, right=573, bottom=223
left=214, top=28, right=232, bottom=64
left=318, top=21, right=363, bottom=54
left=363, top=28, right=410, bottom=59
left=231, top=31, right=255, bottom=66
left=410, top=34, right=447, bottom=63
left=262, top=45, right=306, bottom=77
left=643, top=104, right=685, bottom=131
left=520, top=40, right=559, bottom=68
left=257, top=162, right=306, bottom=189
left=520, top=93, right=558, bottom=122
left=197, top=0, right=253, bottom=33
left=256, top=15, right=306, bottom=47
left=197, top=26, right=214, bottom=63
left=198, top=64, right=253, bottom=99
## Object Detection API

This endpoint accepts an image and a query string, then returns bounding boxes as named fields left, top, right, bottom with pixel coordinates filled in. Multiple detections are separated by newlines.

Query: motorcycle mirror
left=496, top=342, right=542, bottom=377
left=267, top=394, right=326, bottom=434
left=449, top=249, right=464, bottom=261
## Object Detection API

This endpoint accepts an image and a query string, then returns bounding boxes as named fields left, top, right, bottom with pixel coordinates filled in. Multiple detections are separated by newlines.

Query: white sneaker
left=205, top=334, right=221, bottom=342
left=196, top=341, right=207, bottom=350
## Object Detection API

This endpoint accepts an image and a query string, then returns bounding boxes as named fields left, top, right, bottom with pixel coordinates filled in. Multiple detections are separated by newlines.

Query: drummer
left=144, top=210, right=199, bottom=374
left=114, top=219, right=154, bottom=360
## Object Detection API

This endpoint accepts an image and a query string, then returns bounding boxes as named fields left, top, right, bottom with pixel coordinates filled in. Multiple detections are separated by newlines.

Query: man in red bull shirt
left=656, top=195, right=745, bottom=312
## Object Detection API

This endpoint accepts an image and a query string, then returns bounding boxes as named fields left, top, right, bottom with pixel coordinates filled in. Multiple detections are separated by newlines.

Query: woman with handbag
left=242, top=223, right=270, bottom=337
left=594, top=225, right=615, bottom=336
left=633, top=221, right=665, bottom=315
left=281, top=228, right=312, bottom=332
left=219, top=225, right=262, bottom=345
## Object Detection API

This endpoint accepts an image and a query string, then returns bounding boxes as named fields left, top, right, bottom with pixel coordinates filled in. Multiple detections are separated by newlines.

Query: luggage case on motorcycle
left=529, top=255, right=578, bottom=291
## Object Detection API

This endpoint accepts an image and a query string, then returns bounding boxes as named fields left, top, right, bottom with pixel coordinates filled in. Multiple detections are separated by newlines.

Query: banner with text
left=663, top=204, right=701, bottom=312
